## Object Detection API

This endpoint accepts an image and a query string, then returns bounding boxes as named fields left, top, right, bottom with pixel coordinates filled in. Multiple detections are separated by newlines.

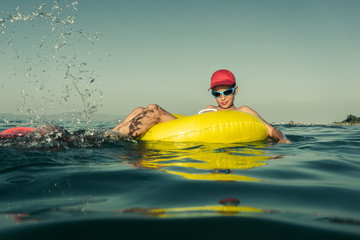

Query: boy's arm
left=236, top=106, right=290, bottom=143
left=268, top=127, right=290, bottom=143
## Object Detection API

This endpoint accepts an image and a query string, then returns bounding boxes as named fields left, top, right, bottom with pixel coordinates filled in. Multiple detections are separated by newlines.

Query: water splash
left=0, top=125, right=113, bottom=150
left=64, top=59, right=103, bottom=127
left=1, top=0, right=103, bottom=128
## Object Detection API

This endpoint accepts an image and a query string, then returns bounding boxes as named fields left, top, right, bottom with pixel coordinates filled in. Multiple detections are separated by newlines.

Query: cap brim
left=209, top=80, right=235, bottom=90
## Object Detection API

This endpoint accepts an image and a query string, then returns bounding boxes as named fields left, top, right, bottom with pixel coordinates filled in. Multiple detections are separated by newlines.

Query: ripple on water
left=5, top=175, right=37, bottom=184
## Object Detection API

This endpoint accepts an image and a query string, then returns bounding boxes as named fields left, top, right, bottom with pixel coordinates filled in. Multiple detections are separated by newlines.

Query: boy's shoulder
left=205, top=105, right=217, bottom=109
left=235, top=105, right=252, bottom=112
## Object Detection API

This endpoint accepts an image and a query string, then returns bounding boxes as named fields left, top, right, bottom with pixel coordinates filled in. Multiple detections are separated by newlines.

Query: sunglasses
left=211, top=87, right=236, bottom=98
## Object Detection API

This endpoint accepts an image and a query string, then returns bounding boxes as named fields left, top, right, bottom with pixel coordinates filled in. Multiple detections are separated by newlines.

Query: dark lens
left=212, top=92, right=221, bottom=97
left=223, top=89, right=234, bottom=96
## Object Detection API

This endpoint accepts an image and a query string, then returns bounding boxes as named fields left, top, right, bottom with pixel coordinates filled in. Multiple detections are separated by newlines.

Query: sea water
left=0, top=121, right=359, bottom=239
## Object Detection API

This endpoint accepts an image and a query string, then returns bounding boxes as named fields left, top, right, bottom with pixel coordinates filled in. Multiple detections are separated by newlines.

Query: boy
left=112, top=69, right=290, bottom=143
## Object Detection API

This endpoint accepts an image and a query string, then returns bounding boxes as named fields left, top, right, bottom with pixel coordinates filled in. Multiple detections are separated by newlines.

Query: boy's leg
left=113, top=107, right=145, bottom=132
left=113, top=104, right=176, bottom=139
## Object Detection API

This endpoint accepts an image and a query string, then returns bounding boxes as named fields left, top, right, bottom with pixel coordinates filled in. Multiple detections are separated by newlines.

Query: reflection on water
left=128, top=141, right=281, bottom=182
left=3, top=198, right=269, bottom=223
left=120, top=200, right=269, bottom=219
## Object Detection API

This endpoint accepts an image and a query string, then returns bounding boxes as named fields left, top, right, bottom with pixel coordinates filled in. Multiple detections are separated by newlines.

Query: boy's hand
left=278, top=139, right=291, bottom=144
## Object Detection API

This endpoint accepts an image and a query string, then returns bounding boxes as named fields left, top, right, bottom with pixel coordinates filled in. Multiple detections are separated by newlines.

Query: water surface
left=0, top=121, right=359, bottom=239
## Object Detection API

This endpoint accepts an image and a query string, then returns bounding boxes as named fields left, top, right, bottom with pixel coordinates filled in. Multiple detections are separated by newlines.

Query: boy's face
left=212, top=85, right=238, bottom=109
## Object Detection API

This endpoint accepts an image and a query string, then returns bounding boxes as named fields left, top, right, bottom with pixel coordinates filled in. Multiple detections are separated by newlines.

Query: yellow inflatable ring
left=139, top=111, right=268, bottom=143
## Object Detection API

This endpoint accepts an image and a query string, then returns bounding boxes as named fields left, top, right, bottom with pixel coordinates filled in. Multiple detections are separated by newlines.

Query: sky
left=1, top=0, right=359, bottom=124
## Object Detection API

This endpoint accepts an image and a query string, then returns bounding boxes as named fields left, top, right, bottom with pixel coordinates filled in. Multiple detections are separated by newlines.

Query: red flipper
left=0, top=127, right=37, bottom=139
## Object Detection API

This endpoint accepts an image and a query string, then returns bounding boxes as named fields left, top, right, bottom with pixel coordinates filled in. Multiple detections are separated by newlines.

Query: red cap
left=209, top=69, right=236, bottom=90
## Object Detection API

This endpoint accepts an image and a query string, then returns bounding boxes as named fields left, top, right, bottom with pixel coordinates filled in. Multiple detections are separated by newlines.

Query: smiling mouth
left=221, top=101, right=228, bottom=105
